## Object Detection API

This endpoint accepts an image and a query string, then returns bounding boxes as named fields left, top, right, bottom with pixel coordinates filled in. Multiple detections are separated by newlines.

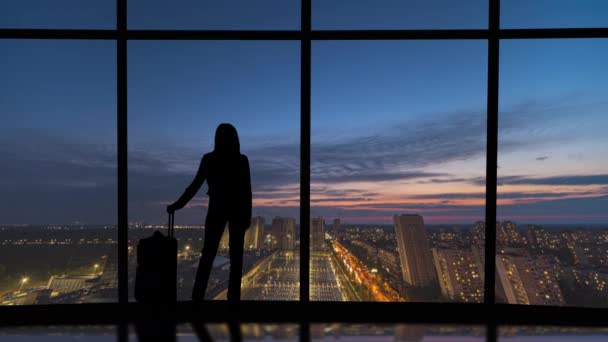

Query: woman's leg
left=192, top=213, right=226, bottom=302
left=227, top=221, right=246, bottom=304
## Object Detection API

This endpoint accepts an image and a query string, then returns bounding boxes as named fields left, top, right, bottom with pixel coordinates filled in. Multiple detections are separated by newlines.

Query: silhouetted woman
left=167, top=123, right=252, bottom=305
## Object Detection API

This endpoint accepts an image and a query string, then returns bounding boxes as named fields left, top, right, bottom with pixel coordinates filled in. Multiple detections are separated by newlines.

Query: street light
left=18, top=277, right=28, bottom=292
left=93, top=264, right=100, bottom=275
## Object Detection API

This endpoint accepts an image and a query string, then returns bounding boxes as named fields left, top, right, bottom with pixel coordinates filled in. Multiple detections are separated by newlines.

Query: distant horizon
left=2, top=219, right=608, bottom=228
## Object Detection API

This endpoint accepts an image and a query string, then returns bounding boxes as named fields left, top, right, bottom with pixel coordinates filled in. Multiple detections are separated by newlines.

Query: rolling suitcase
left=134, top=212, right=178, bottom=306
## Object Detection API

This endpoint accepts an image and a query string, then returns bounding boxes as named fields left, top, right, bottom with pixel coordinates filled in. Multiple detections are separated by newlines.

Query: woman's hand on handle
left=166, top=203, right=179, bottom=214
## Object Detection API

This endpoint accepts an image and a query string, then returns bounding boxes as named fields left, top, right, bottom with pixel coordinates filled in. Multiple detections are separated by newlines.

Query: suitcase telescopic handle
left=168, top=212, right=174, bottom=238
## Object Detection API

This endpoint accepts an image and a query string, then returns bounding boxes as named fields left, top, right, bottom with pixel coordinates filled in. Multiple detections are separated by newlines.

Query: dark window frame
left=2, top=0, right=608, bottom=340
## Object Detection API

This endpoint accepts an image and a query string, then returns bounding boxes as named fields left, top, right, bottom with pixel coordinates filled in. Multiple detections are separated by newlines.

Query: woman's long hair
left=214, top=123, right=240, bottom=156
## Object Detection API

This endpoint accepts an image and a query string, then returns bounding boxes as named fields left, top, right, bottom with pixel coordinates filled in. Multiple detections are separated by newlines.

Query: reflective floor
left=1, top=325, right=608, bottom=341
left=0, top=326, right=116, bottom=341
left=499, top=327, right=608, bottom=342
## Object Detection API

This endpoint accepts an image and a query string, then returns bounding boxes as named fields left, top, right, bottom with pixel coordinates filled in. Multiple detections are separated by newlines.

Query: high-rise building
left=219, top=227, right=230, bottom=250
left=497, top=221, right=521, bottom=246
left=495, top=252, right=529, bottom=304
left=525, top=225, right=549, bottom=249
left=431, top=248, right=484, bottom=303
left=352, top=240, right=377, bottom=257
left=377, top=248, right=401, bottom=275
left=311, top=217, right=325, bottom=251
left=564, top=267, right=608, bottom=299
left=532, top=256, right=566, bottom=306
left=271, top=217, right=296, bottom=251
left=567, top=243, right=589, bottom=265
left=219, top=219, right=267, bottom=250
left=496, top=250, right=565, bottom=305
left=393, top=214, right=437, bottom=287
left=333, top=218, right=342, bottom=241
left=98, top=254, right=118, bottom=288
left=47, top=275, right=98, bottom=294
left=471, top=221, right=486, bottom=245
left=244, top=216, right=265, bottom=250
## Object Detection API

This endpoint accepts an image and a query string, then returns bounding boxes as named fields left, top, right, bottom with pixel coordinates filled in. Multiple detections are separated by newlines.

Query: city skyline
left=5, top=213, right=608, bottom=307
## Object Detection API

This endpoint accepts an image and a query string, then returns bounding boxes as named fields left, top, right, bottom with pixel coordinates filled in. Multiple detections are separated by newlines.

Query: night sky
left=1, top=2, right=607, bottom=225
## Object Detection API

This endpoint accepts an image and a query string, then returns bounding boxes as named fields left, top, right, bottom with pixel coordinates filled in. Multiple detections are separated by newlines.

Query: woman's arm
left=167, top=156, right=207, bottom=213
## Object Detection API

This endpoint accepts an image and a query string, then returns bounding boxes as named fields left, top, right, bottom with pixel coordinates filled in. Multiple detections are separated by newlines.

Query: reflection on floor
left=499, top=327, right=608, bottom=341
left=0, top=325, right=115, bottom=341
left=1, top=325, right=608, bottom=341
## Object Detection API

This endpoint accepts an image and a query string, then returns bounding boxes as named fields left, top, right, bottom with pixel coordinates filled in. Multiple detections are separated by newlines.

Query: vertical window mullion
left=487, top=323, right=498, bottom=342
left=300, top=0, right=312, bottom=304
left=484, top=0, right=500, bottom=309
left=300, top=322, right=311, bottom=342
left=117, top=0, right=128, bottom=307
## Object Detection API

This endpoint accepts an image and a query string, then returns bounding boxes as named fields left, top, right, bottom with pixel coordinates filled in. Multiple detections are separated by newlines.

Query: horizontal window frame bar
left=2, top=28, right=608, bottom=40
left=1, top=302, right=608, bottom=326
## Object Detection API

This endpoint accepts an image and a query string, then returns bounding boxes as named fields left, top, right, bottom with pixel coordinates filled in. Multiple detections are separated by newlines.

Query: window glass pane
left=128, top=41, right=300, bottom=302
left=0, top=40, right=117, bottom=305
left=0, top=1, right=115, bottom=29
left=312, top=41, right=487, bottom=302
left=497, top=39, right=608, bottom=307
left=128, top=0, right=300, bottom=30
left=313, top=0, right=488, bottom=30
left=502, top=0, right=608, bottom=28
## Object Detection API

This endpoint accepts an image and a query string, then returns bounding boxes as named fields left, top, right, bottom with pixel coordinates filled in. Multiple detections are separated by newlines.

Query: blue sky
left=0, top=5, right=607, bottom=225
left=2, top=0, right=608, bottom=29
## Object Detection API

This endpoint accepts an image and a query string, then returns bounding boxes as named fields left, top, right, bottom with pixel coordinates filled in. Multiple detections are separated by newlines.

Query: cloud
left=497, top=195, right=608, bottom=224
left=131, top=107, right=486, bottom=197
left=315, top=171, right=448, bottom=183
left=311, top=197, right=371, bottom=203
left=500, top=190, right=608, bottom=199
left=0, top=132, right=117, bottom=224
left=498, top=96, right=608, bottom=154
left=465, top=174, right=608, bottom=187
left=418, top=177, right=482, bottom=184
left=498, top=174, right=608, bottom=186
left=311, top=187, right=376, bottom=197
left=409, top=189, right=608, bottom=201
left=411, top=193, right=484, bottom=200
left=345, top=202, right=480, bottom=211
left=311, top=109, right=488, bottom=184
left=310, top=200, right=485, bottom=224
left=2, top=95, right=607, bottom=224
